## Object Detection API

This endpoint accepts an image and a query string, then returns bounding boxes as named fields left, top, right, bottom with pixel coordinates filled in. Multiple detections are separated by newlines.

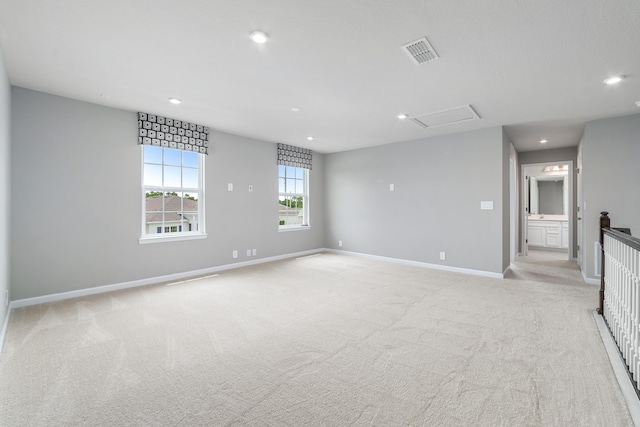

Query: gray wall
left=518, top=146, right=578, bottom=255
left=580, top=113, right=640, bottom=280
left=10, top=88, right=325, bottom=300
left=501, top=130, right=513, bottom=271
left=0, top=50, right=10, bottom=330
left=538, top=181, right=564, bottom=214
left=324, top=126, right=509, bottom=275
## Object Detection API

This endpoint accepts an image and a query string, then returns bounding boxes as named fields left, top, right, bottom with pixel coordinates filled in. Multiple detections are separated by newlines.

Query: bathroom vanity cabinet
left=527, top=216, right=568, bottom=249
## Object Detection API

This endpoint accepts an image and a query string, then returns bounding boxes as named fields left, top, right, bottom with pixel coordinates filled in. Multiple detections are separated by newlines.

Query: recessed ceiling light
left=307, top=136, right=314, bottom=141
left=291, top=107, right=301, bottom=112
left=604, top=75, right=624, bottom=85
left=168, top=97, right=182, bottom=105
left=540, top=139, right=548, bottom=144
left=397, top=113, right=408, bottom=120
left=249, top=30, right=269, bottom=44
left=635, top=101, right=640, bottom=107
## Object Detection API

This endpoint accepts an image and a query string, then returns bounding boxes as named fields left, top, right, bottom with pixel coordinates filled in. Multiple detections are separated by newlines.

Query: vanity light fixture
left=539, top=139, right=548, bottom=144
left=397, top=113, right=408, bottom=120
left=543, top=164, right=569, bottom=172
left=604, top=75, right=624, bottom=85
left=168, top=97, right=182, bottom=105
left=249, top=30, right=269, bottom=44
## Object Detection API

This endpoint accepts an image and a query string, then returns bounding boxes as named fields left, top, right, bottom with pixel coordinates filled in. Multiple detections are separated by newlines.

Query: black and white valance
left=137, top=112, right=209, bottom=155
left=277, top=143, right=312, bottom=170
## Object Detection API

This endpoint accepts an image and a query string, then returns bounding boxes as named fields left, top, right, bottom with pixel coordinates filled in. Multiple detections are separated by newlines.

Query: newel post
left=598, top=211, right=610, bottom=315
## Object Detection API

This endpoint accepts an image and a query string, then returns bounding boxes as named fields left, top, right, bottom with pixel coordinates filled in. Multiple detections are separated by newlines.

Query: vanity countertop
left=528, top=215, right=568, bottom=221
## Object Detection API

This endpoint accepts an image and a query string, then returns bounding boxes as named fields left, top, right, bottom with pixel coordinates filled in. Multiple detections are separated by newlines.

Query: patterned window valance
left=277, top=143, right=312, bottom=170
left=137, top=112, right=209, bottom=155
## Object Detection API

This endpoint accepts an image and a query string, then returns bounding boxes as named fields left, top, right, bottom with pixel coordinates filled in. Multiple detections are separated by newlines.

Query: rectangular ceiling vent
left=402, top=37, right=439, bottom=65
left=411, top=105, right=480, bottom=128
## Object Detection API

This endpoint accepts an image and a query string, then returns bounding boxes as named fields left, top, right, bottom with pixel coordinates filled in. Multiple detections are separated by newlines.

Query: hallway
left=507, top=249, right=585, bottom=286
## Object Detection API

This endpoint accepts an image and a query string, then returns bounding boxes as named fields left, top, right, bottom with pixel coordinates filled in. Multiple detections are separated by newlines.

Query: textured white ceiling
left=1, top=0, right=639, bottom=153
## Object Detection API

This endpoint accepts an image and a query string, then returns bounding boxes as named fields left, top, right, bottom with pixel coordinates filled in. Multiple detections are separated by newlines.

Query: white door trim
left=521, top=160, right=574, bottom=261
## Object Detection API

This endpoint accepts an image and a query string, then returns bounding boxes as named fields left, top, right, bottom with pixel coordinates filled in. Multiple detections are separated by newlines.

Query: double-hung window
left=141, top=145, right=205, bottom=242
left=278, top=165, right=309, bottom=229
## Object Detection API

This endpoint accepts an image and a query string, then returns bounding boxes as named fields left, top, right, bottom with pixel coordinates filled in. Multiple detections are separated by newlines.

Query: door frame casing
left=520, top=161, right=574, bottom=260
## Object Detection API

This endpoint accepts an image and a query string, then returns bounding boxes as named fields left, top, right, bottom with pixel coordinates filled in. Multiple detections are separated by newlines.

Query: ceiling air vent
left=402, top=37, right=439, bottom=65
left=410, top=105, right=480, bottom=128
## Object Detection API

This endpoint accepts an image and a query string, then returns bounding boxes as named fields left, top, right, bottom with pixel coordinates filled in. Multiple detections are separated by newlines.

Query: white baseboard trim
left=10, top=248, right=325, bottom=309
left=324, top=249, right=504, bottom=279
left=592, top=311, right=640, bottom=425
left=582, top=270, right=600, bottom=286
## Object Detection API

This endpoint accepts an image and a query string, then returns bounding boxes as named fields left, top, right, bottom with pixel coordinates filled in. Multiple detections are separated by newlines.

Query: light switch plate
left=390, top=184, right=395, bottom=191
left=480, top=201, right=493, bottom=210
left=228, top=183, right=233, bottom=191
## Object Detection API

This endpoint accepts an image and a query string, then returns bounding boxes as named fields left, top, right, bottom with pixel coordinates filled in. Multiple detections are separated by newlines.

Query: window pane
left=278, top=195, right=302, bottom=225
left=278, top=165, right=285, bottom=177
left=142, top=146, right=204, bottom=237
left=164, top=166, right=181, bottom=187
left=182, top=168, right=198, bottom=189
left=183, top=198, right=199, bottom=214
left=279, top=178, right=285, bottom=193
left=144, top=145, right=162, bottom=164
left=183, top=211, right=198, bottom=231
left=296, top=168, right=304, bottom=179
left=164, top=148, right=181, bottom=166
left=143, top=164, right=162, bottom=186
left=145, top=192, right=164, bottom=211
left=286, top=166, right=295, bottom=178
left=183, top=151, right=198, bottom=168
left=286, top=178, right=296, bottom=193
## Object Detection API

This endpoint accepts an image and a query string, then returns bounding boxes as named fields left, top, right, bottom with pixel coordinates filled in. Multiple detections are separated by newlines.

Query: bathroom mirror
left=528, top=167, right=568, bottom=216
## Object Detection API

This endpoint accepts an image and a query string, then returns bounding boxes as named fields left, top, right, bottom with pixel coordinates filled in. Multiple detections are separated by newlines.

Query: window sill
left=278, top=225, right=311, bottom=233
left=139, top=233, right=207, bottom=244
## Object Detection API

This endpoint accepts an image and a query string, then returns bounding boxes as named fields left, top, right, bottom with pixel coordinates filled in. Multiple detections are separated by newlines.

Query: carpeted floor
left=0, top=252, right=633, bottom=426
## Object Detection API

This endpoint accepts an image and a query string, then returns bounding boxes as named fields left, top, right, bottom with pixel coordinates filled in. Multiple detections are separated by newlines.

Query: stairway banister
left=598, top=211, right=610, bottom=315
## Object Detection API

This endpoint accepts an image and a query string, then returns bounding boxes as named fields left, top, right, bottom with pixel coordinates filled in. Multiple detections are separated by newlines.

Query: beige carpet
left=0, top=252, right=633, bottom=426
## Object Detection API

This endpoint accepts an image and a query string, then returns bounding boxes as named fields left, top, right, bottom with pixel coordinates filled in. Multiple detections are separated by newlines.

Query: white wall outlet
left=246, top=249, right=252, bottom=257
left=480, top=201, right=493, bottom=210
left=248, top=184, right=253, bottom=192
left=252, top=249, right=257, bottom=256
left=338, top=240, right=343, bottom=247
left=440, top=252, right=446, bottom=260
left=389, top=183, right=395, bottom=191
left=227, top=183, right=233, bottom=191
left=232, top=250, right=238, bottom=259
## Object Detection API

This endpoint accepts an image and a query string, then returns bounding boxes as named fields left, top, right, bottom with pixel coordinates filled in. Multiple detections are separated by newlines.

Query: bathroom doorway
left=521, top=161, right=574, bottom=261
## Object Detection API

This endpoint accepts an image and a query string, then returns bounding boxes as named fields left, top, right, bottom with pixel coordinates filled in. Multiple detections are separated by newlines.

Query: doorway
left=521, top=161, right=574, bottom=261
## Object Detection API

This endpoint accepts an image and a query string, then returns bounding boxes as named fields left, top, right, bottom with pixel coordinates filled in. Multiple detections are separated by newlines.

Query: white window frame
left=278, top=165, right=310, bottom=231
left=139, top=146, right=207, bottom=244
